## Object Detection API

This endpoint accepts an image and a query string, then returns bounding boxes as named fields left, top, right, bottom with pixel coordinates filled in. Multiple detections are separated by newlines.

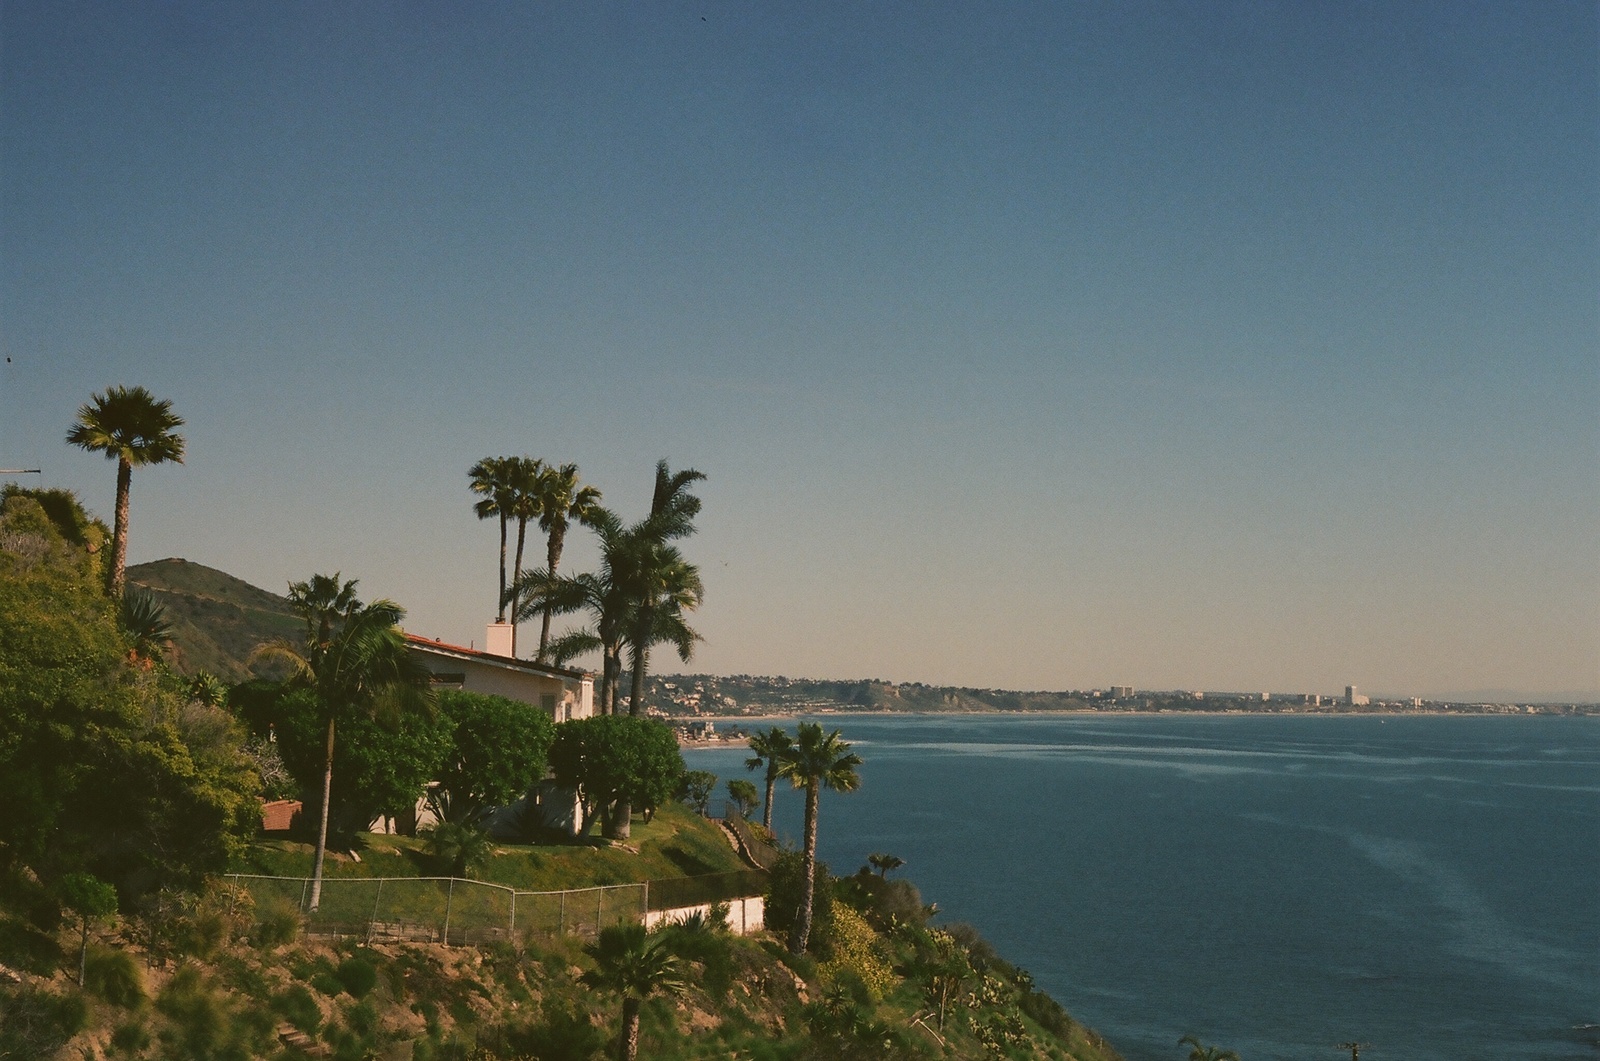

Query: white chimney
left=486, top=620, right=515, bottom=658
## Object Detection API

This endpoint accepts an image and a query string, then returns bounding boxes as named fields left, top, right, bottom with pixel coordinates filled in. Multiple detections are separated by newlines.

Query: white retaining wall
left=644, top=895, right=765, bottom=936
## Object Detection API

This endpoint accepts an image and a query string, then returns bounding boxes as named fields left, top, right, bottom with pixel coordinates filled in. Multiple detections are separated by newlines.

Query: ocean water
left=684, top=713, right=1600, bottom=1061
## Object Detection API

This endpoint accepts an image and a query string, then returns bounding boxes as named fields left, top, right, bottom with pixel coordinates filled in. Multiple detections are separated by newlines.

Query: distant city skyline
left=3, top=3, right=1596, bottom=701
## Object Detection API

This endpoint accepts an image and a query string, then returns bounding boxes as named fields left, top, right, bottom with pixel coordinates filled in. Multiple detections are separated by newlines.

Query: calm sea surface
left=684, top=714, right=1600, bottom=1061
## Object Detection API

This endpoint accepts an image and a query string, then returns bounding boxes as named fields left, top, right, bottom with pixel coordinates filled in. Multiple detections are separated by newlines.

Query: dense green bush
left=271, top=983, right=321, bottom=1034
left=0, top=986, right=88, bottom=1058
left=336, top=955, right=379, bottom=998
left=837, top=868, right=927, bottom=932
left=110, top=1018, right=152, bottom=1054
left=85, top=945, right=147, bottom=1007
left=252, top=896, right=301, bottom=948
left=764, top=851, right=834, bottom=958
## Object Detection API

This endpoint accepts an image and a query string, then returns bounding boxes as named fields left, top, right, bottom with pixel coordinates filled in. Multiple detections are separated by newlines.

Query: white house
left=370, top=623, right=597, bottom=837
left=405, top=622, right=594, bottom=722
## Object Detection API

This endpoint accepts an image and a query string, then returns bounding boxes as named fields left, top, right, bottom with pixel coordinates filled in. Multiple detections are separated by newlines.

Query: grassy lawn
left=230, top=802, right=749, bottom=891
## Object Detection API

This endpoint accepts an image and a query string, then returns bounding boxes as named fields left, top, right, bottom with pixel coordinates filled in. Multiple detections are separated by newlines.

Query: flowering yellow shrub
left=820, top=904, right=896, bottom=1001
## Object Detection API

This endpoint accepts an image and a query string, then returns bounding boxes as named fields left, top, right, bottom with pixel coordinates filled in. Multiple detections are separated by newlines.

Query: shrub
left=253, top=896, right=301, bottom=948
left=110, top=1018, right=151, bottom=1054
left=0, top=986, right=87, bottom=1057
left=838, top=868, right=926, bottom=932
left=819, top=904, right=894, bottom=1001
left=336, top=955, right=379, bottom=999
left=311, top=970, right=343, bottom=996
left=156, top=964, right=234, bottom=1057
left=421, top=820, right=496, bottom=877
left=765, top=851, right=834, bottom=958
left=271, top=983, right=321, bottom=1034
left=84, top=945, right=147, bottom=1008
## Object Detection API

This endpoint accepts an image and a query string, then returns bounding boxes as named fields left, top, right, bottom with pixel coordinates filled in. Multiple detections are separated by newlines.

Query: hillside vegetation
left=127, top=558, right=300, bottom=681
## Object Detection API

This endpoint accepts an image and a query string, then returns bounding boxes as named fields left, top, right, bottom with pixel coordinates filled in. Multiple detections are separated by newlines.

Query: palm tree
left=532, top=462, right=602, bottom=662
left=65, top=385, right=185, bottom=598
left=620, top=461, right=705, bottom=713
left=468, top=456, right=518, bottom=622
left=504, top=456, right=545, bottom=650
left=581, top=923, right=686, bottom=1061
left=868, top=852, right=906, bottom=878
left=777, top=723, right=863, bottom=954
left=287, top=572, right=361, bottom=644
left=1179, top=1035, right=1242, bottom=1061
left=744, top=726, right=795, bottom=831
left=508, top=507, right=630, bottom=712
left=252, top=584, right=433, bottom=911
left=621, top=538, right=704, bottom=714
left=119, top=588, right=174, bottom=664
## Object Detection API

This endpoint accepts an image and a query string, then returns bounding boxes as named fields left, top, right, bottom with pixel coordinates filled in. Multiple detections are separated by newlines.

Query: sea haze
left=685, top=714, right=1600, bottom=1061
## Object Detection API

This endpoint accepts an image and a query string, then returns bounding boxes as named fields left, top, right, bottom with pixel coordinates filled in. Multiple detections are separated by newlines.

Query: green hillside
left=126, top=558, right=300, bottom=680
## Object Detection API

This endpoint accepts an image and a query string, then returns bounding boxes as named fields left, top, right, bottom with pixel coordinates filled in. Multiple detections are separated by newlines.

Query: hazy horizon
left=4, top=4, right=1595, bottom=701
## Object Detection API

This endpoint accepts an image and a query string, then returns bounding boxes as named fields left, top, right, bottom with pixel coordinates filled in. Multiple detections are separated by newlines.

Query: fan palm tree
left=777, top=723, right=863, bottom=954
left=65, top=385, right=185, bottom=598
left=868, top=852, right=906, bottom=878
left=745, top=726, right=795, bottom=831
left=252, top=586, right=433, bottom=911
left=532, top=462, right=602, bottom=661
left=503, top=456, right=545, bottom=649
left=119, top=588, right=174, bottom=664
left=580, top=923, right=686, bottom=1061
left=287, top=572, right=361, bottom=644
left=1179, top=1035, right=1241, bottom=1061
left=468, top=456, right=518, bottom=622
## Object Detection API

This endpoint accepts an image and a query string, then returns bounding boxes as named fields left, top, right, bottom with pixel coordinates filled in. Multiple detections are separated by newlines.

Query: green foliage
left=765, top=851, right=834, bottom=958
left=0, top=986, right=88, bottom=1057
left=336, top=955, right=379, bottom=998
left=271, top=983, right=321, bottom=1033
left=311, top=970, right=344, bottom=996
left=252, top=896, right=302, bottom=948
left=0, top=495, right=259, bottom=899
left=422, top=820, right=496, bottom=877
left=432, top=690, right=555, bottom=823
left=678, top=769, right=718, bottom=815
left=120, top=587, right=175, bottom=661
left=58, top=871, right=119, bottom=919
left=549, top=715, right=685, bottom=833
left=111, top=1017, right=152, bottom=1053
left=85, top=945, right=148, bottom=1007
left=819, top=904, right=895, bottom=1002
left=240, top=681, right=450, bottom=829
left=726, top=777, right=759, bottom=818
left=839, top=869, right=928, bottom=932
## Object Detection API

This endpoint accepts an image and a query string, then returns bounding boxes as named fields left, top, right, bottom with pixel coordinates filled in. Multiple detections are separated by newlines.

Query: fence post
left=444, top=879, right=455, bottom=945
left=510, top=891, right=516, bottom=936
left=559, top=891, right=565, bottom=935
left=368, top=879, right=384, bottom=943
left=642, top=880, right=648, bottom=924
left=300, top=878, right=310, bottom=914
left=596, top=887, right=603, bottom=931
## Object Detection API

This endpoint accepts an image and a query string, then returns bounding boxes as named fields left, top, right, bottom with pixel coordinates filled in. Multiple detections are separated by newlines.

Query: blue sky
left=3, top=2, right=1595, bottom=699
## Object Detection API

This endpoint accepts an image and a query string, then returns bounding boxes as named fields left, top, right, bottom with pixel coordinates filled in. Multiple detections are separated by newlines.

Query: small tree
left=548, top=715, right=684, bottom=840
left=726, top=778, right=759, bottom=819
left=430, top=690, right=554, bottom=824
left=867, top=852, right=906, bottom=878
left=678, top=770, right=718, bottom=816
left=57, top=872, right=117, bottom=986
left=581, top=923, right=685, bottom=1061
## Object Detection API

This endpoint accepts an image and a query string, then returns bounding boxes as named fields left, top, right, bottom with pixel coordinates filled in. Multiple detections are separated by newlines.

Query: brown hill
left=126, top=558, right=299, bottom=680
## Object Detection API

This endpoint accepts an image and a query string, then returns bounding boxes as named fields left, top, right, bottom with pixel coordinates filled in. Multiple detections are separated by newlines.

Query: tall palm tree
left=620, top=461, right=705, bottom=714
left=508, top=507, right=629, bottom=712
left=745, top=726, right=795, bottom=831
left=580, top=923, right=685, bottom=1061
left=504, top=456, right=545, bottom=649
left=287, top=572, right=361, bottom=644
left=777, top=723, right=863, bottom=954
left=468, top=456, right=518, bottom=622
left=252, top=584, right=433, bottom=911
left=65, top=385, right=185, bottom=598
left=1179, top=1035, right=1242, bottom=1061
left=622, top=538, right=704, bottom=715
left=532, top=462, right=602, bottom=662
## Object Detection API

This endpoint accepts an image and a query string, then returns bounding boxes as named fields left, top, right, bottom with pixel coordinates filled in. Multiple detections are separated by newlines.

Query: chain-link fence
left=228, top=870, right=763, bottom=946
